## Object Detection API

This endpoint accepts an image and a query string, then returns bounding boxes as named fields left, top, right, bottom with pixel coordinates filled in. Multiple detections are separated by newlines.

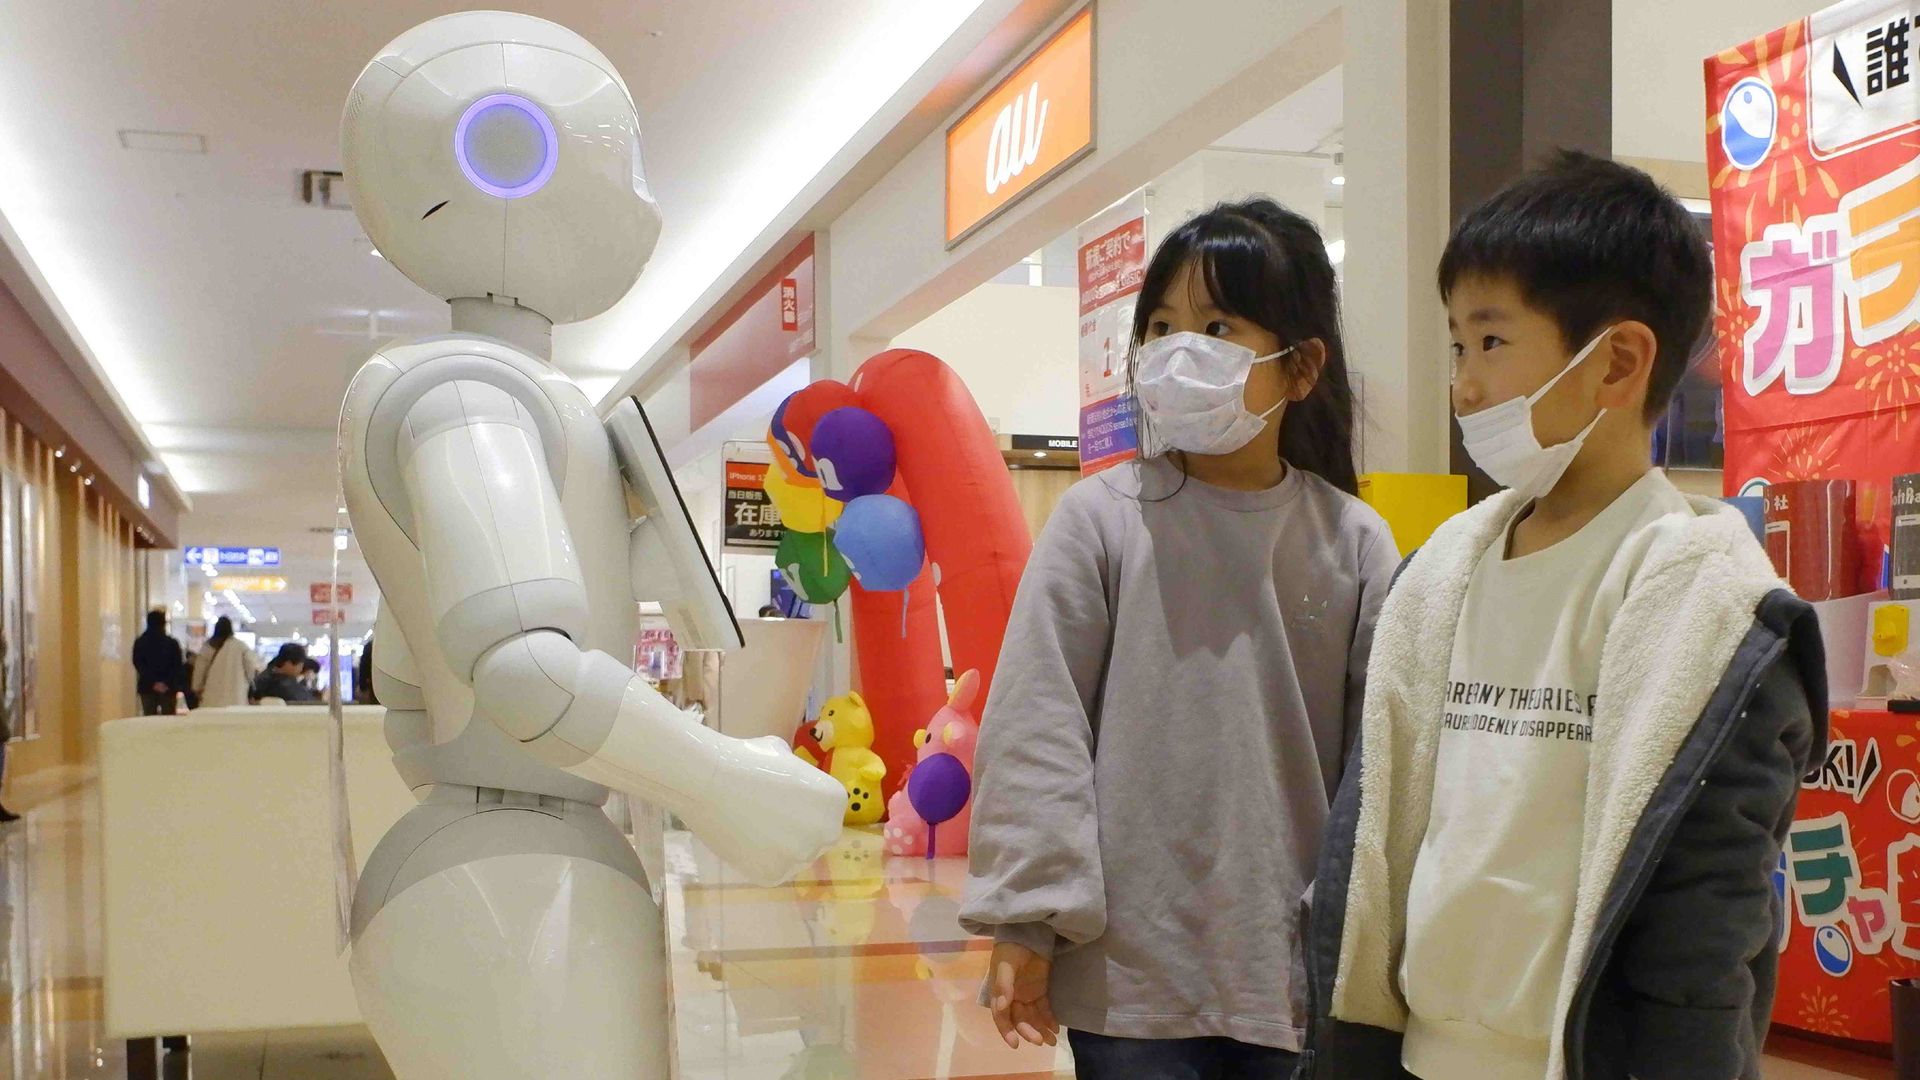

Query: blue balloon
left=811, top=407, right=897, bottom=500
left=831, top=495, right=924, bottom=591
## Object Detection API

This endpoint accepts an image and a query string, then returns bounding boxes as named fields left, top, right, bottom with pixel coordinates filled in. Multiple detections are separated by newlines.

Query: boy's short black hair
left=273, top=643, right=309, bottom=669
left=1438, top=150, right=1712, bottom=421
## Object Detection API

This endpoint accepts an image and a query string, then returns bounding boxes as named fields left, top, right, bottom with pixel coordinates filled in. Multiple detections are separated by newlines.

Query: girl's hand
left=988, top=941, right=1059, bottom=1049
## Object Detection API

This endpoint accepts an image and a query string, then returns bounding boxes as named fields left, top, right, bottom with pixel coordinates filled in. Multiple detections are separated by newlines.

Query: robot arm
left=398, top=378, right=844, bottom=885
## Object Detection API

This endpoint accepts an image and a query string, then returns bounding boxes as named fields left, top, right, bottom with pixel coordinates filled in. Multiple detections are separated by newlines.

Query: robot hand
left=674, top=736, right=845, bottom=887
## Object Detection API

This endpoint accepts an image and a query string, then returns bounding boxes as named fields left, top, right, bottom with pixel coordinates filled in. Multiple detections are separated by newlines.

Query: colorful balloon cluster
left=766, top=381, right=928, bottom=610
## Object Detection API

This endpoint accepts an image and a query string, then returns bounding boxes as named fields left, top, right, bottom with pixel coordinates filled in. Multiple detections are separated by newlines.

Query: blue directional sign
left=184, top=546, right=281, bottom=568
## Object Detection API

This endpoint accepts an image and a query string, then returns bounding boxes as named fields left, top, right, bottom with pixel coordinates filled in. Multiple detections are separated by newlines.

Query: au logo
left=985, top=82, right=1049, bottom=197
left=1722, top=76, right=1777, bottom=171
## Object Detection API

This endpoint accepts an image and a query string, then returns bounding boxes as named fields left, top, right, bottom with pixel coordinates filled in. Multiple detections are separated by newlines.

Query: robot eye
left=455, top=93, right=558, bottom=199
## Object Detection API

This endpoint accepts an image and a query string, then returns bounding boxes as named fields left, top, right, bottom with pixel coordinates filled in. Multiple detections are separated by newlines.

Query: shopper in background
left=0, top=629, right=17, bottom=824
left=130, top=610, right=185, bottom=716
left=355, top=634, right=379, bottom=705
left=1301, top=152, right=1825, bottom=1080
left=250, top=643, right=319, bottom=704
left=962, top=198, right=1397, bottom=1079
left=190, top=616, right=260, bottom=709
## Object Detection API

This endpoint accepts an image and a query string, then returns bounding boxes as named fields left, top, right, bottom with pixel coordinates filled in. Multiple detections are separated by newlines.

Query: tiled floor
left=0, top=769, right=1894, bottom=1078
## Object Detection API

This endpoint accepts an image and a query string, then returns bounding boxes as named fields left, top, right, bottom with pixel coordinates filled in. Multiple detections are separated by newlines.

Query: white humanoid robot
left=336, top=13, right=846, bottom=1078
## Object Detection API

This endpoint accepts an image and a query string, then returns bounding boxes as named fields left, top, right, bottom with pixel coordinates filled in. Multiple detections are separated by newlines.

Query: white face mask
left=1456, top=327, right=1614, bottom=502
left=1133, top=332, right=1295, bottom=456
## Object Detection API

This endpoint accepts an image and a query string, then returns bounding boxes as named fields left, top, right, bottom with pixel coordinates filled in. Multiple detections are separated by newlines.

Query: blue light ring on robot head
left=454, top=93, right=559, bottom=199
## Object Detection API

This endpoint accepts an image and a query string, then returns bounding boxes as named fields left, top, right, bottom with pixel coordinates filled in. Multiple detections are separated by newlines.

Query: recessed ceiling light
left=118, top=129, right=207, bottom=154
left=1331, top=175, right=1346, bottom=186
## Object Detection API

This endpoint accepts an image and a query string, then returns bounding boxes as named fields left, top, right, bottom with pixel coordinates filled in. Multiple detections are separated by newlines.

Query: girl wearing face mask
left=960, top=199, right=1401, bottom=1079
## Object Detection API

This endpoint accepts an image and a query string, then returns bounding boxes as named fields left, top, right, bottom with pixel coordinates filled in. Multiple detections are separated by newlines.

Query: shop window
left=987, top=235, right=1077, bottom=288
left=1653, top=207, right=1723, bottom=472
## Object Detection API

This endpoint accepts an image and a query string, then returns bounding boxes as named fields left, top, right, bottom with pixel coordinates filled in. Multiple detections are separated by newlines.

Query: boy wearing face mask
left=1298, top=152, right=1826, bottom=1080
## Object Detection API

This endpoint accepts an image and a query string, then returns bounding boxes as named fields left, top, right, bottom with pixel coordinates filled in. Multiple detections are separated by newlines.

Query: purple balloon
left=907, top=752, right=971, bottom=826
left=832, top=495, right=924, bottom=591
left=811, top=407, right=896, bottom=500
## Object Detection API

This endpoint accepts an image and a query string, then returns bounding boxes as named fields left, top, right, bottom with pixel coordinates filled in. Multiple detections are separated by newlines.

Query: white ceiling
left=0, top=0, right=989, bottom=601
left=1214, top=66, right=1344, bottom=156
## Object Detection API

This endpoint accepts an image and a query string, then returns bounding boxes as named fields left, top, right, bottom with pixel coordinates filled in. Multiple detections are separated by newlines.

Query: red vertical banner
left=1708, top=1, right=1920, bottom=592
left=1077, top=192, right=1147, bottom=475
left=779, top=278, right=799, bottom=331
left=1709, top=3, right=1920, bottom=1043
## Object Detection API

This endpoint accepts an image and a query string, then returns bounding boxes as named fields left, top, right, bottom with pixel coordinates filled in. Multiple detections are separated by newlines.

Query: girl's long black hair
left=1129, top=198, right=1359, bottom=495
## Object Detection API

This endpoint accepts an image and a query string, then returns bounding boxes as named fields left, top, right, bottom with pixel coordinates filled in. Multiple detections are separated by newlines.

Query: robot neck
left=450, top=297, right=554, bottom=360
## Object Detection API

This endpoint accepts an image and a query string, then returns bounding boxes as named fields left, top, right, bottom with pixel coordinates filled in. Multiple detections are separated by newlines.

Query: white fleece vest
left=1331, top=490, right=1788, bottom=1080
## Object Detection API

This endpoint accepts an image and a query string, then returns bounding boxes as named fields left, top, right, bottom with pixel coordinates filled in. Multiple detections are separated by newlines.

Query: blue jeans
left=1068, top=1030, right=1300, bottom=1080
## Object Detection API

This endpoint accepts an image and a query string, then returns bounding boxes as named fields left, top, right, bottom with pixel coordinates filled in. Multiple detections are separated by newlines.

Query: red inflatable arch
left=846, top=349, right=1032, bottom=803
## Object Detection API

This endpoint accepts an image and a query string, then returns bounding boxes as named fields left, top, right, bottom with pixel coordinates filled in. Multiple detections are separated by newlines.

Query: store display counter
left=99, top=707, right=412, bottom=1040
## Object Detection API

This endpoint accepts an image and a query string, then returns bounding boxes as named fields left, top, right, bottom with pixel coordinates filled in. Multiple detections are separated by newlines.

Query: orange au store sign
left=945, top=6, right=1095, bottom=246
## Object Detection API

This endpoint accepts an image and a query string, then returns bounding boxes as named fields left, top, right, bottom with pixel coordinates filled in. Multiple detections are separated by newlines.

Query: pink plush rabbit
left=883, top=669, right=982, bottom=857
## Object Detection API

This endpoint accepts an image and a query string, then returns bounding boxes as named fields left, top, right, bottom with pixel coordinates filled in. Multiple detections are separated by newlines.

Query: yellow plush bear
left=809, top=692, right=887, bottom=826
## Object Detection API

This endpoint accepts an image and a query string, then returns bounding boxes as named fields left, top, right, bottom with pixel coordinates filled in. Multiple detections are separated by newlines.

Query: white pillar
left=1342, top=0, right=1452, bottom=475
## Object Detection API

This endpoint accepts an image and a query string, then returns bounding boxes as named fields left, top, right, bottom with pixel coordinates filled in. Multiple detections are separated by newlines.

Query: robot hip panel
left=351, top=785, right=644, bottom=939
left=349, top=844, right=668, bottom=1080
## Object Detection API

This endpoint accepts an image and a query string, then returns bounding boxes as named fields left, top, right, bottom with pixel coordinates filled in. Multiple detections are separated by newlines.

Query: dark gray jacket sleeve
left=1616, top=651, right=1820, bottom=1080
left=1342, top=524, right=1401, bottom=770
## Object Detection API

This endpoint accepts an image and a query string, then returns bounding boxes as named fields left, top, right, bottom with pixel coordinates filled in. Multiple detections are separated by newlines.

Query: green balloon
left=776, top=529, right=852, bottom=604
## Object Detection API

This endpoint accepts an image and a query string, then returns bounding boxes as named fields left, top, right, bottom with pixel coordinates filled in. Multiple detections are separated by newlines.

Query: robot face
left=455, top=94, right=558, bottom=199
left=342, top=12, right=662, bottom=325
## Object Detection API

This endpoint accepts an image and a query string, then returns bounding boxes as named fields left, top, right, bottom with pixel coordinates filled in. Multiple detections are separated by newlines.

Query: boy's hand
left=989, top=941, right=1059, bottom=1049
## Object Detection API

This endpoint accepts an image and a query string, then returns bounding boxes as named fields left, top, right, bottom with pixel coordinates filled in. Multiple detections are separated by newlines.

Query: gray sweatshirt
left=961, top=457, right=1399, bottom=1050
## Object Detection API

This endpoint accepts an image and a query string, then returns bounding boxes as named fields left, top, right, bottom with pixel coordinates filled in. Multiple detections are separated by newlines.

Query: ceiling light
left=588, top=2, right=992, bottom=405
left=1331, top=175, right=1346, bottom=186
left=368, top=248, right=383, bottom=260
left=117, top=129, right=207, bottom=154
left=83, top=476, right=93, bottom=486
left=53, top=448, right=64, bottom=459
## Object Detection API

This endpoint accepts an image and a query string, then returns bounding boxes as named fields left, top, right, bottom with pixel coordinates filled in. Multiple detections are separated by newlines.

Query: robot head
left=342, top=12, right=661, bottom=324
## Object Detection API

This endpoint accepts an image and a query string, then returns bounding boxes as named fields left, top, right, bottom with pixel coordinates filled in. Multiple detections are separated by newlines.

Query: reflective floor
left=0, top=768, right=1892, bottom=1078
